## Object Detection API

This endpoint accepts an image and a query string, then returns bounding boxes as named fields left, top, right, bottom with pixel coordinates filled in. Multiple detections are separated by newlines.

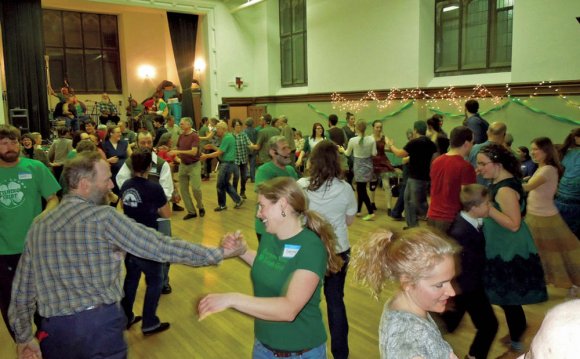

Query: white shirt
left=116, top=152, right=174, bottom=200
left=297, top=177, right=357, bottom=253
left=344, top=135, right=377, bottom=158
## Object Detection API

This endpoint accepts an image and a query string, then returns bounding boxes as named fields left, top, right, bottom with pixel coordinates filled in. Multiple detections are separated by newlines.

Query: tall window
left=279, top=0, right=307, bottom=87
left=435, top=0, right=514, bottom=76
left=43, top=9, right=122, bottom=93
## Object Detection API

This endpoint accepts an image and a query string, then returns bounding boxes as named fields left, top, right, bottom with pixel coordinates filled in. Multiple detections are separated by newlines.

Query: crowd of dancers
left=1, top=95, right=579, bottom=359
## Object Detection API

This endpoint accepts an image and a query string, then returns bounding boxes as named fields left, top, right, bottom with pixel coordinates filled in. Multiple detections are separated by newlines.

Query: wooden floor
left=0, top=176, right=572, bottom=358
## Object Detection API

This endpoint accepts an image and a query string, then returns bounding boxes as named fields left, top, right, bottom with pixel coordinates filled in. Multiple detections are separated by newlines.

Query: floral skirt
left=353, top=157, right=373, bottom=183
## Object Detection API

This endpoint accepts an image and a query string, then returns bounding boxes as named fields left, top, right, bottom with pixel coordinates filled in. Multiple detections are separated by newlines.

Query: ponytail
left=303, top=209, right=344, bottom=274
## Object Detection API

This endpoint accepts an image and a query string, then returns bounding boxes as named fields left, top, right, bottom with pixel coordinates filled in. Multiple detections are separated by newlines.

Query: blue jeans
left=233, top=162, right=248, bottom=195
left=121, top=254, right=163, bottom=330
left=252, top=340, right=327, bottom=359
left=404, top=178, right=429, bottom=227
left=157, top=218, right=172, bottom=288
left=248, top=152, right=257, bottom=182
left=217, top=161, right=241, bottom=207
left=324, top=249, right=350, bottom=359
left=39, top=303, right=127, bottom=359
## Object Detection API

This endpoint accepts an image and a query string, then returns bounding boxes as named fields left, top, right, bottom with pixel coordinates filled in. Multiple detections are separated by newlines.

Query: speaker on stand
left=218, top=104, right=230, bottom=120
left=9, top=108, right=29, bottom=132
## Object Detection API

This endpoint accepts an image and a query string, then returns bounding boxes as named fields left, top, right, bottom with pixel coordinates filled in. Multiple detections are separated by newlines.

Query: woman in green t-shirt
left=198, top=177, right=342, bottom=358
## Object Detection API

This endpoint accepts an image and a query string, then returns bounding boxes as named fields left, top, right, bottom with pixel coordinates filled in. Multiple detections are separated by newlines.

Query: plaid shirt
left=9, top=194, right=223, bottom=344
left=98, top=101, right=117, bottom=115
left=234, top=131, right=251, bottom=165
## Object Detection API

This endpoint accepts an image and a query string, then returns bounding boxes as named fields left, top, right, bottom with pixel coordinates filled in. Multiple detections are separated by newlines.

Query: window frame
left=434, top=0, right=513, bottom=77
left=279, top=0, right=308, bottom=87
left=43, top=9, right=122, bottom=94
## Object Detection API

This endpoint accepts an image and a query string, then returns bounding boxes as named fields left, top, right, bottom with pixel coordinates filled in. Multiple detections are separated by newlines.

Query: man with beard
left=0, top=125, right=60, bottom=340
left=254, top=136, right=298, bottom=241
left=8, top=151, right=247, bottom=359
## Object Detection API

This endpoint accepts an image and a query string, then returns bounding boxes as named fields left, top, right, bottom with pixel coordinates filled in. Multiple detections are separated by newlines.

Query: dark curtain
left=0, top=0, right=49, bottom=135
left=167, top=12, right=198, bottom=121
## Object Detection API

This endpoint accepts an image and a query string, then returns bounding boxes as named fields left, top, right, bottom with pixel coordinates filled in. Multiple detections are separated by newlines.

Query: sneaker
left=387, top=209, right=392, bottom=216
left=172, top=203, right=184, bottom=212
left=234, top=199, right=245, bottom=209
left=143, top=322, right=170, bottom=336
left=183, top=212, right=197, bottom=220
left=362, top=214, right=375, bottom=221
left=240, top=193, right=247, bottom=199
left=214, top=206, right=227, bottom=212
left=390, top=215, right=404, bottom=221
left=199, top=208, right=206, bottom=217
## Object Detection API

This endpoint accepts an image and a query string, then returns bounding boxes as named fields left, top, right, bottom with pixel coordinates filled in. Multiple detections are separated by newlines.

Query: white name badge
left=18, top=172, right=32, bottom=180
left=282, top=244, right=301, bottom=258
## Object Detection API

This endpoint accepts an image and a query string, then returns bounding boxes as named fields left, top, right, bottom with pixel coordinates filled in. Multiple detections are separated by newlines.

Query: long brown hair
left=258, top=177, right=343, bottom=274
left=532, top=137, right=564, bottom=178
left=307, top=140, right=342, bottom=192
left=558, top=127, right=580, bottom=159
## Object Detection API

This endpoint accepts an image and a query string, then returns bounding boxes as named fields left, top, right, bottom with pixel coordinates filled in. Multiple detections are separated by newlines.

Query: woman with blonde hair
left=198, top=177, right=342, bottom=359
left=352, top=227, right=459, bottom=359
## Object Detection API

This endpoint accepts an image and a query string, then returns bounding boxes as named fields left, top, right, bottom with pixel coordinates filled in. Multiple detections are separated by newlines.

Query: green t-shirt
left=254, top=162, right=299, bottom=235
left=0, top=158, right=61, bottom=254
left=251, top=228, right=327, bottom=351
left=218, top=132, right=236, bottom=162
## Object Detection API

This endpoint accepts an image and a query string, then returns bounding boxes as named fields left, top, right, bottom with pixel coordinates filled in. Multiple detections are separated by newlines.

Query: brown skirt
left=525, top=213, right=580, bottom=288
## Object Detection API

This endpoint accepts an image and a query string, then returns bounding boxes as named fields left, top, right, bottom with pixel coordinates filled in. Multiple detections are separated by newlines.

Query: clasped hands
left=197, top=231, right=247, bottom=321
left=221, top=230, right=247, bottom=259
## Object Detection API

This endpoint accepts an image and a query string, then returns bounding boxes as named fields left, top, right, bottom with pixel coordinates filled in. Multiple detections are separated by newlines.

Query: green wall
left=266, top=95, right=579, bottom=149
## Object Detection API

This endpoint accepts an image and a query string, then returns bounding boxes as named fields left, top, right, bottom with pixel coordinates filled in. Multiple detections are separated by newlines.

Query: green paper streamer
left=510, top=98, right=580, bottom=126
left=308, top=101, right=415, bottom=124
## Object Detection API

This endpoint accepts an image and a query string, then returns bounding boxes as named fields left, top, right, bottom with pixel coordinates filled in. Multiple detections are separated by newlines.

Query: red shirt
left=176, top=131, right=200, bottom=164
left=428, top=154, right=476, bottom=222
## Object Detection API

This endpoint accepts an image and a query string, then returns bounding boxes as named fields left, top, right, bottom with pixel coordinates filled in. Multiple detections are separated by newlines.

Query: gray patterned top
left=379, top=303, right=454, bottom=359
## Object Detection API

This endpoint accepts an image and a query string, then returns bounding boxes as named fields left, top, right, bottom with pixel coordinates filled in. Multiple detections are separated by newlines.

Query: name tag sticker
left=282, top=244, right=301, bottom=258
left=18, top=172, right=32, bottom=180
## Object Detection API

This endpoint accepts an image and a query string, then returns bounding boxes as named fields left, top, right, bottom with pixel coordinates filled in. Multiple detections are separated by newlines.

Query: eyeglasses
left=476, top=161, right=493, bottom=167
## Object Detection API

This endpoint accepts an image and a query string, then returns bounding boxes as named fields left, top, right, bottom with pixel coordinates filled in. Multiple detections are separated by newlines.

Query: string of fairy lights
left=330, top=82, right=580, bottom=114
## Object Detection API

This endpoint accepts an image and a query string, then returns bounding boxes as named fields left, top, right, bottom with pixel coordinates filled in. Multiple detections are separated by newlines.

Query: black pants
left=356, top=182, right=373, bottom=214
left=0, top=254, right=20, bottom=340
left=441, top=289, right=498, bottom=359
left=501, top=304, right=527, bottom=344
left=324, top=250, right=350, bottom=359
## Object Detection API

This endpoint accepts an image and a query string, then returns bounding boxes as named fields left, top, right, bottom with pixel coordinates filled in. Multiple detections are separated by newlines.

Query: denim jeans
left=404, top=178, right=429, bottom=227
left=390, top=178, right=406, bottom=218
left=157, top=218, right=172, bottom=288
left=248, top=153, right=257, bottom=182
left=217, top=161, right=241, bottom=207
left=39, top=303, right=127, bottom=359
left=324, top=249, right=350, bottom=359
left=252, top=340, right=327, bottom=359
left=233, top=162, right=248, bottom=195
left=121, top=254, right=163, bottom=330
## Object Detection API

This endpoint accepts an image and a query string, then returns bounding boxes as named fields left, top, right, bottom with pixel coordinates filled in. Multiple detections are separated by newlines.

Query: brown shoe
left=495, top=349, right=524, bottom=359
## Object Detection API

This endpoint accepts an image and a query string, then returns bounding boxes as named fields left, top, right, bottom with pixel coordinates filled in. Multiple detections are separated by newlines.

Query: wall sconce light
left=194, top=59, right=206, bottom=74
left=137, top=65, right=156, bottom=79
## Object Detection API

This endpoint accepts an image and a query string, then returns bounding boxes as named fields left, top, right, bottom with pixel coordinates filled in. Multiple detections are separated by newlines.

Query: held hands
left=17, top=340, right=42, bottom=359
left=221, top=231, right=247, bottom=258
left=108, top=156, right=119, bottom=164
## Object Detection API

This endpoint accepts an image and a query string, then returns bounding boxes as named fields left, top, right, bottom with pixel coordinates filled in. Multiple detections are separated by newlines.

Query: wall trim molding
left=222, top=80, right=580, bottom=106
